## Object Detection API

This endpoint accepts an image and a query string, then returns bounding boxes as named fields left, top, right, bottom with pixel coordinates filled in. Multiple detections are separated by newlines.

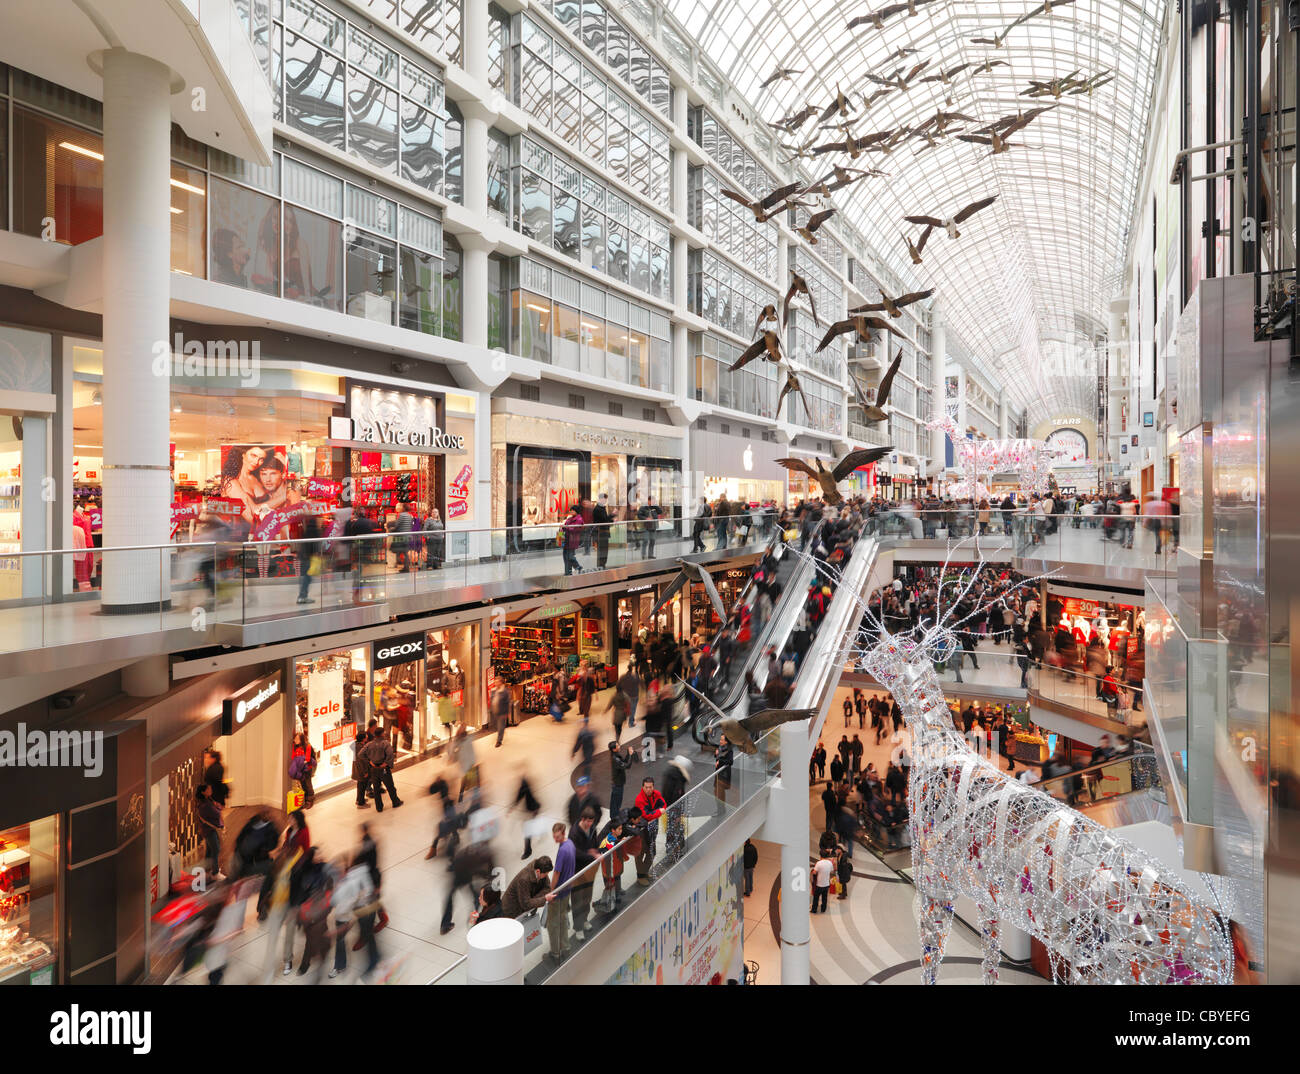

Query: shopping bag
left=287, top=782, right=305, bottom=812
left=523, top=815, right=550, bottom=841
left=308, top=554, right=323, bottom=576
left=467, top=805, right=500, bottom=844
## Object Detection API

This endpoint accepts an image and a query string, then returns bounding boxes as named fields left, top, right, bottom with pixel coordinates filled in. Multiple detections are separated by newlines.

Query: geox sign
left=373, top=633, right=426, bottom=669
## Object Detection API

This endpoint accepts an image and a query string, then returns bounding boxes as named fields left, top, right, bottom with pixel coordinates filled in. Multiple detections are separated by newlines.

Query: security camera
left=51, top=690, right=85, bottom=710
left=392, top=360, right=412, bottom=376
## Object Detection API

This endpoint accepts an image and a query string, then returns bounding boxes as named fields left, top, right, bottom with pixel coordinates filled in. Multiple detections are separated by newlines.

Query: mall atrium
left=0, top=0, right=1294, bottom=1001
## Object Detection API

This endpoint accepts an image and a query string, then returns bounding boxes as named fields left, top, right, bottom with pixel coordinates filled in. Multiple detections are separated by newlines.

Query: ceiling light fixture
left=58, top=141, right=103, bottom=160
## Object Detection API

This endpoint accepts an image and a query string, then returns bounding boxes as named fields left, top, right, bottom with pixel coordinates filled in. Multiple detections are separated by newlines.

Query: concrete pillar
left=671, top=86, right=689, bottom=222
left=462, top=107, right=490, bottom=218
left=778, top=721, right=811, bottom=984
left=998, top=390, right=1009, bottom=440
left=461, top=237, right=490, bottom=351
left=100, top=49, right=174, bottom=612
left=466, top=917, right=525, bottom=983
left=123, top=654, right=170, bottom=698
left=929, top=305, right=947, bottom=478
left=473, top=389, right=493, bottom=558
left=462, top=0, right=490, bottom=85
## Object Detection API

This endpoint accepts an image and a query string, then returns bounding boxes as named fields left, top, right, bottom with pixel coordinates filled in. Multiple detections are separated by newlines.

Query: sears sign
left=373, top=633, right=426, bottom=669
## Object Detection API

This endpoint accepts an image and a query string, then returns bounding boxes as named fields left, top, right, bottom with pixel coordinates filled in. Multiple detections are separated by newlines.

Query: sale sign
left=323, top=723, right=357, bottom=750
left=448, top=463, right=472, bottom=519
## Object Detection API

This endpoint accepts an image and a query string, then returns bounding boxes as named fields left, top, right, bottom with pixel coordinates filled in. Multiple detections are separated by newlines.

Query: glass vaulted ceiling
left=661, top=0, right=1165, bottom=422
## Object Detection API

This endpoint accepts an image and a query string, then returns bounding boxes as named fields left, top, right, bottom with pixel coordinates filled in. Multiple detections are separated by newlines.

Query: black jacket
left=662, top=765, right=688, bottom=806
left=743, top=841, right=758, bottom=869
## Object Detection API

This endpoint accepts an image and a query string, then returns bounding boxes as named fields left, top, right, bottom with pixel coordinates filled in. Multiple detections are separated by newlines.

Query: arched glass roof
left=661, top=0, right=1166, bottom=421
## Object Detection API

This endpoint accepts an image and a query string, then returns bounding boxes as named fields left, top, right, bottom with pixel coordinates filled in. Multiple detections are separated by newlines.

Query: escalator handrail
left=1031, top=746, right=1159, bottom=798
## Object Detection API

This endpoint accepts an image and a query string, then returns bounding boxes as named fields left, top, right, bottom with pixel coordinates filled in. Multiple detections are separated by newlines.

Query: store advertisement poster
left=305, top=666, right=346, bottom=778
left=608, top=851, right=744, bottom=986
left=447, top=463, right=472, bottom=519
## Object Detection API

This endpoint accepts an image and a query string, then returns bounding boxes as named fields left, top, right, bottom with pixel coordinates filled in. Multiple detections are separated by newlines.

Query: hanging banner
left=305, top=664, right=346, bottom=772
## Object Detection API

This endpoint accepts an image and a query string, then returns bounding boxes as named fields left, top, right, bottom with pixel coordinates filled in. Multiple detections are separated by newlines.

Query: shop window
left=512, top=289, right=552, bottom=363
left=581, top=314, right=606, bottom=379
left=210, top=176, right=281, bottom=295
left=398, top=245, right=442, bottom=333
left=345, top=230, right=398, bottom=324
left=282, top=204, right=344, bottom=311
left=553, top=302, right=581, bottom=369
left=0, top=816, right=58, bottom=985
left=606, top=321, right=628, bottom=383
left=11, top=106, right=103, bottom=245
left=627, top=328, right=649, bottom=389
left=441, top=238, right=463, bottom=340
left=170, top=163, right=207, bottom=279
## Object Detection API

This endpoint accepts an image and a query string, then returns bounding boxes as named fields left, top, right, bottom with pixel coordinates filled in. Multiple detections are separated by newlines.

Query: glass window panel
left=283, top=31, right=346, bottom=149
left=348, top=24, right=397, bottom=85
left=487, top=131, right=511, bottom=217
left=606, top=318, right=628, bottom=383
left=169, top=163, right=206, bottom=278
left=628, top=137, right=650, bottom=193
left=399, top=99, right=441, bottom=192
left=581, top=206, right=606, bottom=273
left=519, top=170, right=552, bottom=244
left=650, top=244, right=668, bottom=300
left=553, top=302, right=581, bottom=369
left=628, top=39, right=650, bottom=101
left=554, top=41, right=580, bottom=84
left=649, top=61, right=670, bottom=116
left=11, top=108, right=103, bottom=244
left=512, top=289, right=552, bottom=362
left=553, top=77, right=580, bottom=146
left=400, top=0, right=444, bottom=53
left=605, top=18, right=629, bottom=80
left=650, top=336, right=671, bottom=392
left=441, top=237, right=462, bottom=339
left=553, top=191, right=579, bottom=259
left=606, top=222, right=628, bottom=283
left=521, top=14, right=552, bottom=62
left=401, top=56, right=438, bottom=109
left=581, top=95, right=605, bottom=160
left=284, top=0, right=344, bottom=51
left=606, top=119, right=628, bottom=181
left=399, top=204, right=442, bottom=256
left=399, top=245, right=442, bottom=334
left=554, top=0, right=581, bottom=32
left=581, top=314, right=606, bottom=378
left=580, top=0, right=606, bottom=56
left=630, top=233, right=649, bottom=292
left=281, top=203, right=343, bottom=310
left=282, top=155, right=344, bottom=215
left=209, top=176, right=280, bottom=294
left=346, top=186, right=396, bottom=237
left=346, top=230, right=398, bottom=324
left=627, top=328, right=649, bottom=387
left=443, top=103, right=463, bottom=203
left=521, top=49, right=552, bottom=128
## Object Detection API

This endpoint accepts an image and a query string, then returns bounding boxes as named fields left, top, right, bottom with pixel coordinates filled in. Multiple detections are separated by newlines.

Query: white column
left=929, top=306, right=947, bottom=478
left=779, top=721, right=811, bottom=984
left=462, top=0, right=490, bottom=85
left=671, top=87, right=689, bottom=221
left=466, top=918, right=525, bottom=984
left=474, top=389, right=493, bottom=558
left=462, top=106, right=490, bottom=219
left=461, top=238, right=490, bottom=351
left=100, top=49, right=174, bottom=611
left=998, top=391, right=1009, bottom=440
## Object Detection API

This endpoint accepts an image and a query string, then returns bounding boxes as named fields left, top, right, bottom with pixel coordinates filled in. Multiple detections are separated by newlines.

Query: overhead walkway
left=512, top=531, right=886, bottom=984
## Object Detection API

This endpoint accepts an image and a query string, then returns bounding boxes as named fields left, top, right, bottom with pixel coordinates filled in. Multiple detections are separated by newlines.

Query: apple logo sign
left=742, top=445, right=753, bottom=472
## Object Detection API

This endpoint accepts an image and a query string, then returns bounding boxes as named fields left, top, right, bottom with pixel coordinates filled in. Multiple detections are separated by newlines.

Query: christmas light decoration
left=802, top=538, right=1234, bottom=984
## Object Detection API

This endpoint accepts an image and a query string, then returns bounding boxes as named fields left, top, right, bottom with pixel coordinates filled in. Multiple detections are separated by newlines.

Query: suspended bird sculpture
left=680, top=679, right=819, bottom=756
left=772, top=104, right=819, bottom=132
left=867, top=59, right=932, bottom=92
left=730, top=330, right=784, bottom=372
left=1021, top=71, right=1084, bottom=99
left=905, top=194, right=998, bottom=239
left=856, top=347, right=905, bottom=422
left=753, top=303, right=779, bottom=337
left=783, top=273, right=820, bottom=327
left=920, top=62, right=972, bottom=87
left=776, top=446, right=894, bottom=506
left=971, top=58, right=1009, bottom=74
left=1067, top=70, right=1114, bottom=95
left=760, top=66, right=805, bottom=89
left=649, top=561, right=728, bottom=624
left=721, top=182, right=808, bottom=222
left=1011, top=0, right=1077, bottom=28
left=816, top=313, right=897, bottom=352
left=848, top=0, right=934, bottom=31
left=777, top=363, right=815, bottom=418
left=852, top=287, right=935, bottom=318
left=796, top=207, right=836, bottom=244
left=970, top=26, right=1014, bottom=48
left=803, top=164, right=886, bottom=197
left=811, top=129, right=897, bottom=159
left=817, top=85, right=856, bottom=123
left=904, top=225, right=934, bottom=264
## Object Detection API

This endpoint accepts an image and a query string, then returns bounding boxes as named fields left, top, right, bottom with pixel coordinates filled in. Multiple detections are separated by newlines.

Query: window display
left=0, top=817, right=57, bottom=985
left=296, top=648, right=368, bottom=792
left=425, top=625, right=480, bottom=741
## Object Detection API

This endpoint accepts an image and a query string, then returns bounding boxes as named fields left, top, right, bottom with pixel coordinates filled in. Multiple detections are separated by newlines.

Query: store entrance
left=506, top=446, right=588, bottom=551
left=373, top=661, right=420, bottom=756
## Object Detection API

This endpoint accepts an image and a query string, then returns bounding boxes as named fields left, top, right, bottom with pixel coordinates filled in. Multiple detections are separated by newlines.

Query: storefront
left=424, top=624, right=481, bottom=741
left=491, top=597, right=616, bottom=716
left=0, top=816, right=58, bottom=985
left=1044, top=590, right=1144, bottom=676
left=0, top=324, right=54, bottom=602
left=688, top=566, right=747, bottom=642
left=691, top=425, right=786, bottom=506
left=492, top=406, right=684, bottom=552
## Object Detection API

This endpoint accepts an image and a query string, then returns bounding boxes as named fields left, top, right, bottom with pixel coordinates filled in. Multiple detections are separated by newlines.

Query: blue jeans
left=563, top=546, right=580, bottom=574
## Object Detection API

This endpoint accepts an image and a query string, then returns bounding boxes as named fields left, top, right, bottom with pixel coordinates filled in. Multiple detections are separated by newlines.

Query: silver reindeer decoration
left=806, top=536, right=1234, bottom=983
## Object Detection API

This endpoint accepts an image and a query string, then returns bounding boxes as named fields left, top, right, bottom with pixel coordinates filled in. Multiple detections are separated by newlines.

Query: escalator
left=685, top=529, right=823, bottom=746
